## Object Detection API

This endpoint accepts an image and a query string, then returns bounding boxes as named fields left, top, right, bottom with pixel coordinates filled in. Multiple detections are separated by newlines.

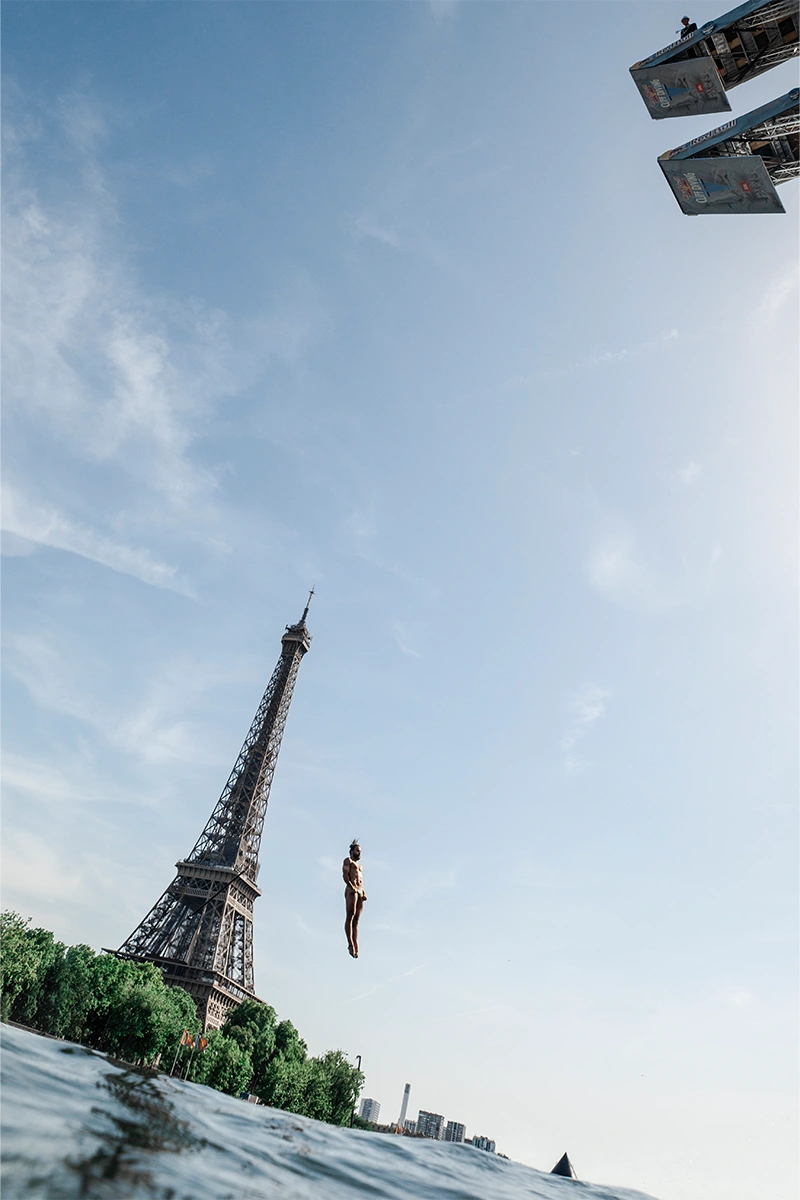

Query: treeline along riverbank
left=0, top=911, right=363, bottom=1125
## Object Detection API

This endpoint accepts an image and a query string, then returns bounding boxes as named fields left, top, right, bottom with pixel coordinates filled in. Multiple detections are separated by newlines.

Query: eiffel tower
left=115, top=596, right=313, bottom=1029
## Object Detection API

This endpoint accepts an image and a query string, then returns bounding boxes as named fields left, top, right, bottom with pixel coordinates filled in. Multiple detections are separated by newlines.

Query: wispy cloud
left=1, top=831, right=84, bottom=903
left=436, top=1004, right=509, bottom=1022
left=345, top=962, right=428, bottom=1005
left=586, top=522, right=724, bottom=613
left=560, top=682, right=611, bottom=775
left=752, top=264, right=798, bottom=334
left=3, top=630, right=240, bottom=772
left=341, top=503, right=421, bottom=587
left=392, top=622, right=420, bottom=658
left=587, top=529, right=687, bottom=613
left=678, top=461, right=702, bottom=486
left=531, top=329, right=680, bottom=383
left=1, top=753, right=108, bottom=814
left=1, top=483, right=189, bottom=593
left=428, top=0, right=461, bottom=25
left=351, top=211, right=401, bottom=249
left=588, top=535, right=660, bottom=608
left=2, top=88, right=330, bottom=592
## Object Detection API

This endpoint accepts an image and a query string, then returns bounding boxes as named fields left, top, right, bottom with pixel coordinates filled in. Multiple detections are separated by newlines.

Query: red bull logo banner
left=631, top=58, right=731, bottom=119
left=659, top=156, right=785, bottom=214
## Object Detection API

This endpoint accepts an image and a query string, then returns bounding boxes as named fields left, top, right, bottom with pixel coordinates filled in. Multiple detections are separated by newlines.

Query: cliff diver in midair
left=342, top=839, right=366, bottom=958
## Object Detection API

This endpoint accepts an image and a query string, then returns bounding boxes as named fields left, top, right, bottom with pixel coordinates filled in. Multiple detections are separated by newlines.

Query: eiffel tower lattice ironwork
left=115, top=596, right=313, bottom=1029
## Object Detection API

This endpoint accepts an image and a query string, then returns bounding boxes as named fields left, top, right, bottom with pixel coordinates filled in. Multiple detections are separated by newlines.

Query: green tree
left=263, top=1018, right=311, bottom=1112
left=312, top=1049, right=364, bottom=1126
left=161, top=984, right=202, bottom=1065
left=100, top=961, right=199, bottom=1064
left=188, top=1029, right=253, bottom=1095
left=36, top=944, right=97, bottom=1043
left=0, top=913, right=65, bottom=1027
left=83, top=953, right=135, bottom=1051
left=0, top=912, right=39, bottom=1021
left=274, top=1018, right=308, bottom=1064
left=222, top=999, right=277, bottom=1093
left=301, top=1056, right=334, bottom=1123
left=257, top=1053, right=311, bottom=1113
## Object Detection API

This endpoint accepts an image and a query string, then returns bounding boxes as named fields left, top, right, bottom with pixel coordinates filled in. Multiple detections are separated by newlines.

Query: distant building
left=417, top=1110, right=446, bottom=1140
left=359, top=1098, right=381, bottom=1123
left=472, top=1135, right=496, bottom=1153
left=403, top=1119, right=417, bottom=1133
left=444, top=1121, right=466, bottom=1143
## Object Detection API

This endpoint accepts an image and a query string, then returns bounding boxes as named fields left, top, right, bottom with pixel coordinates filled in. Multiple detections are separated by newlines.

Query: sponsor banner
left=660, top=156, right=786, bottom=214
left=631, top=58, right=730, bottom=118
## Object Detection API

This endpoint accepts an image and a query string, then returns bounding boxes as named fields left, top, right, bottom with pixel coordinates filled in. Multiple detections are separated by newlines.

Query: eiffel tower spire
left=116, top=599, right=313, bottom=1029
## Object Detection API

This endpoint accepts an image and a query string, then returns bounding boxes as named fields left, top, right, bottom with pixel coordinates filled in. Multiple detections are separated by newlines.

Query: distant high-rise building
left=403, top=1119, right=417, bottom=1133
left=397, top=1083, right=411, bottom=1128
left=444, top=1121, right=466, bottom=1143
left=417, top=1110, right=446, bottom=1140
left=358, top=1098, right=381, bottom=1123
left=472, top=1135, right=496, bottom=1153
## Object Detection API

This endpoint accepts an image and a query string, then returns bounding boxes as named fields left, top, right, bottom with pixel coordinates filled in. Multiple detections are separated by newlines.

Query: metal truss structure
left=631, top=0, right=799, bottom=111
left=704, top=0, right=799, bottom=87
left=712, top=109, right=800, bottom=182
left=668, top=94, right=799, bottom=182
left=115, top=598, right=313, bottom=1029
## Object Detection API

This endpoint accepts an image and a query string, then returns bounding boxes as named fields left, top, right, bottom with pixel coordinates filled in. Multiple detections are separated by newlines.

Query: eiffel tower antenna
left=115, top=601, right=313, bottom=1029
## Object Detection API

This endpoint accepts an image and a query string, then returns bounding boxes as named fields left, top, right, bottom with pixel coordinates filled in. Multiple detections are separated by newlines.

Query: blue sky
left=2, top=3, right=797, bottom=1198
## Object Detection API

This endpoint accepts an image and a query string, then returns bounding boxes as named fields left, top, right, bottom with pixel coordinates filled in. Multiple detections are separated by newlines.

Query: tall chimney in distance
left=398, top=1082, right=411, bottom=1129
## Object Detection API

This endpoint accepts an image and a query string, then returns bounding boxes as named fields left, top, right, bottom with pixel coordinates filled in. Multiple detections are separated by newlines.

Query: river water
left=1, top=1024, right=660, bottom=1200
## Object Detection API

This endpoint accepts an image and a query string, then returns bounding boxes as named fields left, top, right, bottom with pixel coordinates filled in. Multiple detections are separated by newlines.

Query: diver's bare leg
left=345, top=890, right=357, bottom=957
left=352, top=895, right=365, bottom=957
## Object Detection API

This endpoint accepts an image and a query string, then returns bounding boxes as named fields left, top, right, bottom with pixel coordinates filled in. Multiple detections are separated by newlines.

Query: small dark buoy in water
left=550, top=1152, right=577, bottom=1178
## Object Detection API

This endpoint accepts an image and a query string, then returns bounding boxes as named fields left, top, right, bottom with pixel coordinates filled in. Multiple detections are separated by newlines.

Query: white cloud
left=587, top=530, right=685, bottom=613
left=1, top=482, right=189, bottom=593
left=352, top=211, right=401, bottom=249
left=1, top=753, right=107, bottom=807
left=2, top=90, right=330, bottom=594
left=1, top=831, right=84, bottom=903
left=587, top=523, right=724, bottom=613
left=428, top=0, right=460, bottom=24
left=392, top=622, right=420, bottom=658
left=2, top=631, right=239, bottom=772
left=752, top=264, right=798, bottom=333
left=344, top=506, right=378, bottom=545
left=540, top=329, right=680, bottom=380
left=678, top=461, right=702, bottom=486
left=344, top=962, right=429, bottom=1006
left=560, top=682, right=611, bottom=775
left=588, top=535, right=653, bottom=604
left=723, top=988, right=754, bottom=1009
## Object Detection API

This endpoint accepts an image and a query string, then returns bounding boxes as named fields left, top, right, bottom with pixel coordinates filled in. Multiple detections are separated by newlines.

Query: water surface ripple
left=1, top=1025, right=660, bottom=1200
